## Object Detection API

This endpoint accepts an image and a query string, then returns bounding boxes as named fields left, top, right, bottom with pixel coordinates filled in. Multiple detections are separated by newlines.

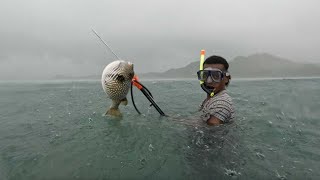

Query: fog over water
left=1, top=0, right=319, bottom=80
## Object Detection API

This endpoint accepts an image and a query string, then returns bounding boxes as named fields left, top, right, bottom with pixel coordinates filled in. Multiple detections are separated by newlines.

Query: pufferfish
left=101, top=60, right=134, bottom=117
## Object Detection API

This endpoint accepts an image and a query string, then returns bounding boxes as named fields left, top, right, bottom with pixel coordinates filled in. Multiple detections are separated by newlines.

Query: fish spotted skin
left=101, top=60, right=134, bottom=117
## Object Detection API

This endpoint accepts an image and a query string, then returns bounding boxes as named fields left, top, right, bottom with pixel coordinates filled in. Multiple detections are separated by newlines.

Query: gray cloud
left=0, top=0, right=319, bottom=80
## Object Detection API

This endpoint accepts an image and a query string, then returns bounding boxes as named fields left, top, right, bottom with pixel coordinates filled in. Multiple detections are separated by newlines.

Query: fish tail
left=105, top=107, right=122, bottom=117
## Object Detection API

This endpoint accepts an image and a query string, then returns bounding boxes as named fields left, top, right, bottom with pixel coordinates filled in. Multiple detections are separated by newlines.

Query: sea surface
left=0, top=78, right=319, bottom=180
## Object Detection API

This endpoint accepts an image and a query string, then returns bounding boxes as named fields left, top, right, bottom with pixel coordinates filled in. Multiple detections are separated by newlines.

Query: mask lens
left=210, top=71, right=222, bottom=82
left=197, top=70, right=209, bottom=81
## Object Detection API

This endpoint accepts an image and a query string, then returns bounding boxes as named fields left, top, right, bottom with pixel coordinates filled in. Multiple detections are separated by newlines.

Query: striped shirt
left=199, top=90, right=235, bottom=123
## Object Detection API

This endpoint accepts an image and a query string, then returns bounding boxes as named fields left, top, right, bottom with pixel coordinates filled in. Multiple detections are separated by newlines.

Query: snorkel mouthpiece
left=199, top=50, right=214, bottom=97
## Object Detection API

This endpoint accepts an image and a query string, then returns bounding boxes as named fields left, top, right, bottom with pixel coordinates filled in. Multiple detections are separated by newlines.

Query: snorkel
left=199, top=50, right=215, bottom=97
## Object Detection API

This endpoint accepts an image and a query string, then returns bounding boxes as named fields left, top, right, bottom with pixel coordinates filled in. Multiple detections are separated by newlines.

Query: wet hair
left=203, top=55, right=229, bottom=70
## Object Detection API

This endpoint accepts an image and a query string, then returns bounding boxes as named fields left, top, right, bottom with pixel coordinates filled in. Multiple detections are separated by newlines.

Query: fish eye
left=116, top=75, right=125, bottom=82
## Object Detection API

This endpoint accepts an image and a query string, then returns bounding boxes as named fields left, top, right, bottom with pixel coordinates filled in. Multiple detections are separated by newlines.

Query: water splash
left=148, top=144, right=154, bottom=152
left=224, top=168, right=241, bottom=177
left=275, top=170, right=287, bottom=180
left=255, top=152, right=265, bottom=160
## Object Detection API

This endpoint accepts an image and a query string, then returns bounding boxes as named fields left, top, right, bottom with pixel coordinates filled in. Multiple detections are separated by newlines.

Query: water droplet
left=148, top=144, right=154, bottom=151
left=255, top=152, right=265, bottom=160
left=140, top=158, right=146, bottom=166
left=275, top=170, right=286, bottom=180
left=268, top=148, right=275, bottom=151
left=298, top=129, right=302, bottom=135
left=224, top=168, right=241, bottom=177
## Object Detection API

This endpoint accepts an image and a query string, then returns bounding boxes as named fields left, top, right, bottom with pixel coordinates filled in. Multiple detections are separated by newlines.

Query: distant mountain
left=140, top=53, right=320, bottom=79
left=53, top=53, right=320, bottom=80
left=229, top=53, right=320, bottom=78
left=140, top=61, right=199, bottom=79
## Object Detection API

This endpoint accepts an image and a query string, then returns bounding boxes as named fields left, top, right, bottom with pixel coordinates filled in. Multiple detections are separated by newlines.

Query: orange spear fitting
left=132, top=75, right=143, bottom=90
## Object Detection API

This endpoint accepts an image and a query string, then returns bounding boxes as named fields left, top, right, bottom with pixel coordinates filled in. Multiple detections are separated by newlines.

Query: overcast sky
left=0, top=0, right=319, bottom=79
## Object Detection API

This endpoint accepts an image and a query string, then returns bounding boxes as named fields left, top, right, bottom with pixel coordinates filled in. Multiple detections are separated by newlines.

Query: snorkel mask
left=197, top=67, right=226, bottom=83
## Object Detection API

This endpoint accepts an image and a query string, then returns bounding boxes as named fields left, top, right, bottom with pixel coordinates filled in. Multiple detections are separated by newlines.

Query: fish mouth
left=128, top=62, right=134, bottom=70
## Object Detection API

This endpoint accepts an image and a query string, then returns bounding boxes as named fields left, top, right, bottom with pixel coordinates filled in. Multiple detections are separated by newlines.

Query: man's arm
left=206, top=116, right=223, bottom=126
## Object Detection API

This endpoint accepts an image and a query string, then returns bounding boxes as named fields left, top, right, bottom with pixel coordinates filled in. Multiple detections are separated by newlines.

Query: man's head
left=202, top=55, right=231, bottom=93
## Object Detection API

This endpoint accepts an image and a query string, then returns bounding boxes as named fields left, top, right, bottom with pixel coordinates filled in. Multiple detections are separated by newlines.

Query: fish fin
left=120, top=98, right=128, bottom=106
left=105, top=107, right=122, bottom=117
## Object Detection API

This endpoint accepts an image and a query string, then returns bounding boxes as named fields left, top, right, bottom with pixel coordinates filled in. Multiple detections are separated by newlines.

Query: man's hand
left=206, top=116, right=223, bottom=126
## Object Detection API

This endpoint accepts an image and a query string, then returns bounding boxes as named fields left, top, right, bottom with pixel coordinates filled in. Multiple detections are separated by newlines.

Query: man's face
left=203, top=63, right=228, bottom=93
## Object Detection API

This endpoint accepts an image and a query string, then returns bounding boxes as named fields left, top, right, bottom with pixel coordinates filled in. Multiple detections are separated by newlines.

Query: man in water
left=198, top=55, right=235, bottom=126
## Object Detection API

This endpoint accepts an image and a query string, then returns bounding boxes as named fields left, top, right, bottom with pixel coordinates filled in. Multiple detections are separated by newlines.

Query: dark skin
left=203, top=63, right=230, bottom=126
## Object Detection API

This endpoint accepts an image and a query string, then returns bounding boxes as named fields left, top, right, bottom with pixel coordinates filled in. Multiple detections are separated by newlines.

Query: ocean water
left=0, top=78, right=319, bottom=180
